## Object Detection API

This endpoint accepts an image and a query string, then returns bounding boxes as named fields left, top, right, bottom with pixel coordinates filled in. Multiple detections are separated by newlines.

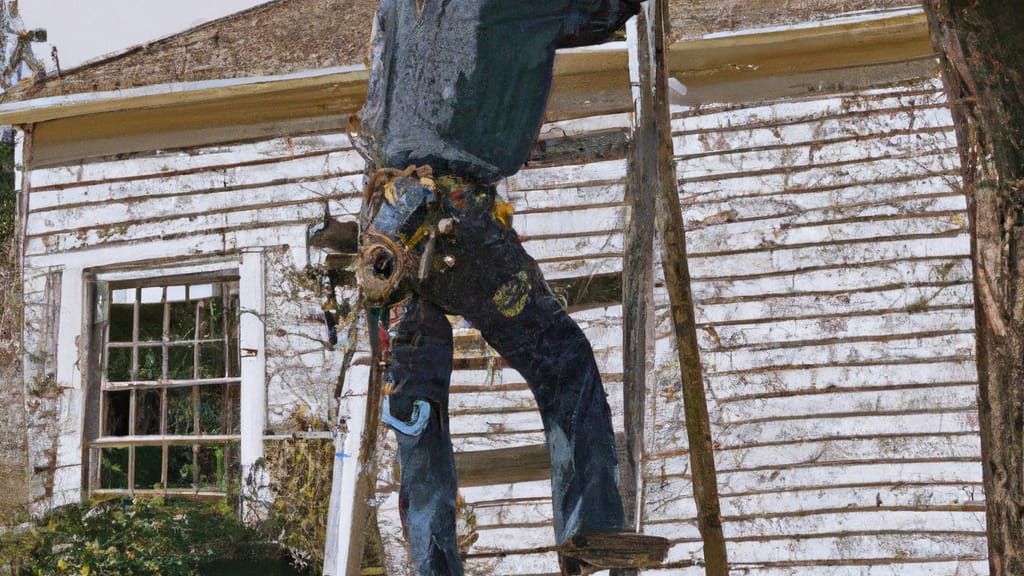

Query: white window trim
left=238, top=248, right=269, bottom=520
left=78, top=254, right=267, bottom=505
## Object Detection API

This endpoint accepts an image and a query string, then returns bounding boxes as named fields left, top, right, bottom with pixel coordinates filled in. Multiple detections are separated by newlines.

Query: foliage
left=0, top=497, right=283, bottom=576
left=0, top=136, right=13, bottom=244
left=259, top=420, right=335, bottom=573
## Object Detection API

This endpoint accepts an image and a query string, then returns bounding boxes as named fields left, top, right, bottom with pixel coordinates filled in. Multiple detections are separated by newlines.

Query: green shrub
left=0, top=136, right=14, bottom=244
left=0, top=497, right=286, bottom=576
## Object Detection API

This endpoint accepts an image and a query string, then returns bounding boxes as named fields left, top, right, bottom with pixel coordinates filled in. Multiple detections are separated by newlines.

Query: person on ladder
left=354, top=1, right=663, bottom=574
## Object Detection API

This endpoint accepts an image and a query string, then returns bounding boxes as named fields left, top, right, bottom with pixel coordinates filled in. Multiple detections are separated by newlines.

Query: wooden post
left=323, top=309, right=388, bottom=575
left=922, top=2, right=1024, bottom=574
left=645, top=0, right=730, bottom=574
left=619, top=4, right=657, bottom=546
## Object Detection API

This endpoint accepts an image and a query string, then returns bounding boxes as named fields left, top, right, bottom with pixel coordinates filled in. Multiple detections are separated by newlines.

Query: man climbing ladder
left=355, top=1, right=668, bottom=574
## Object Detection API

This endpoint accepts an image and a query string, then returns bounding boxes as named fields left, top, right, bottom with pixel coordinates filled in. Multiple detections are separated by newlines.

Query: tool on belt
left=358, top=165, right=451, bottom=307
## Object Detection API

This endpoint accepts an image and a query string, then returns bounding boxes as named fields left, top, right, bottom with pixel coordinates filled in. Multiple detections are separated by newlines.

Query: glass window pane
left=138, top=302, right=164, bottom=341
left=111, top=288, right=135, bottom=305
left=166, top=285, right=187, bottom=302
left=167, top=386, right=195, bottom=435
left=167, top=345, right=195, bottom=380
left=135, top=389, right=162, bottom=436
left=190, top=284, right=213, bottom=300
left=103, top=390, right=130, bottom=436
left=227, top=383, right=241, bottom=435
left=136, top=345, right=163, bottom=381
left=197, top=444, right=229, bottom=492
left=105, top=347, right=132, bottom=382
left=99, top=447, right=129, bottom=489
left=108, top=303, right=134, bottom=343
left=227, top=296, right=240, bottom=378
left=134, top=446, right=163, bottom=490
left=199, top=385, right=224, bottom=434
left=168, top=301, right=196, bottom=341
left=140, top=286, right=163, bottom=304
left=167, top=444, right=196, bottom=490
left=198, top=343, right=225, bottom=379
left=198, top=297, right=225, bottom=340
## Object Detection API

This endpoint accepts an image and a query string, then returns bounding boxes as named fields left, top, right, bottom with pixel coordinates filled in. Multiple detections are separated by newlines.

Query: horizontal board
left=715, top=434, right=980, bottom=473
left=26, top=198, right=357, bottom=256
left=450, top=380, right=623, bottom=415
left=695, top=332, right=976, bottom=375
left=686, top=200, right=967, bottom=254
left=641, top=510, right=986, bottom=542
left=449, top=398, right=625, bottom=436
left=539, top=112, right=632, bottom=138
left=719, top=462, right=981, bottom=495
left=691, top=258, right=973, bottom=301
left=712, top=411, right=979, bottom=449
left=639, top=561, right=988, bottom=576
left=27, top=175, right=363, bottom=237
left=676, top=131, right=955, bottom=180
left=674, top=106, right=952, bottom=157
left=523, top=232, right=625, bottom=264
left=458, top=479, right=552, bottom=504
left=29, top=148, right=365, bottom=212
left=723, top=533, right=986, bottom=564
left=645, top=481, right=984, bottom=523
left=464, top=551, right=562, bottom=576
left=471, top=524, right=555, bottom=552
left=452, top=431, right=549, bottom=452
left=29, top=132, right=357, bottom=189
left=715, top=385, right=979, bottom=425
left=516, top=205, right=626, bottom=238
left=471, top=498, right=554, bottom=528
left=682, top=176, right=958, bottom=218
left=505, top=159, right=627, bottom=191
left=505, top=183, right=625, bottom=212
left=704, top=360, right=978, bottom=400
left=538, top=255, right=623, bottom=281
left=687, top=234, right=972, bottom=277
left=680, top=152, right=959, bottom=196
left=697, top=308, right=974, bottom=351
left=696, top=283, right=973, bottom=325
left=671, top=83, right=946, bottom=134
left=24, top=222, right=311, bottom=269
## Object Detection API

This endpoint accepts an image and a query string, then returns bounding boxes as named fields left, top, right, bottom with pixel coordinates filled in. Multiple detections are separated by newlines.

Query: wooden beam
left=667, top=8, right=933, bottom=89
left=650, top=0, right=731, bottom=574
left=14, top=9, right=937, bottom=168
left=453, top=433, right=628, bottom=488
left=620, top=3, right=658, bottom=549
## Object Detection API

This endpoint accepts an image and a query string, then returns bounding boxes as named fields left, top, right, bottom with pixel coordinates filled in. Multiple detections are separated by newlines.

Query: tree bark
left=922, top=2, right=1024, bottom=575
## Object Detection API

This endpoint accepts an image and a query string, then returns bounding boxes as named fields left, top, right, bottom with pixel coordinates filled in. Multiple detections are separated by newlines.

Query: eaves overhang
left=1, top=6, right=935, bottom=168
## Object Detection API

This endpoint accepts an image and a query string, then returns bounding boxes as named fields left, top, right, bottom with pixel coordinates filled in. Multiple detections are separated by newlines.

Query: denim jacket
left=358, top=0, right=641, bottom=183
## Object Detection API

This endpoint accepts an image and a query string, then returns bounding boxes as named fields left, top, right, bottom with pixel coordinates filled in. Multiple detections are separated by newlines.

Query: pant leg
left=386, top=297, right=464, bottom=576
left=421, top=189, right=625, bottom=544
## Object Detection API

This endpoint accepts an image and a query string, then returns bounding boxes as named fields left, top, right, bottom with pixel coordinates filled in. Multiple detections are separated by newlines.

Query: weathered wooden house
left=0, top=0, right=988, bottom=574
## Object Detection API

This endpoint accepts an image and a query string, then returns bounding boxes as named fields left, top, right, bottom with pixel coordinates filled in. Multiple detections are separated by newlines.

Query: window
left=90, top=278, right=241, bottom=498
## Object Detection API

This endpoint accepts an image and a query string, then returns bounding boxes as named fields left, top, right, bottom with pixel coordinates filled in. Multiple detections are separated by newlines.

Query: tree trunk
left=922, top=2, right=1024, bottom=575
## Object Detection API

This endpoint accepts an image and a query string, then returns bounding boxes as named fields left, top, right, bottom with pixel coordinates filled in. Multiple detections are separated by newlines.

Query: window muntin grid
left=93, top=280, right=241, bottom=497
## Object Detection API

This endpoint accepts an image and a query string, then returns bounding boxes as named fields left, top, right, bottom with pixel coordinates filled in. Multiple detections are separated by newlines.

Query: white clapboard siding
left=30, top=133, right=358, bottom=189
left=23, top=70, right=985, bottom=574
left=647, top=76, right=985, bottom=574
left=24, top=133, right=366, bottom=272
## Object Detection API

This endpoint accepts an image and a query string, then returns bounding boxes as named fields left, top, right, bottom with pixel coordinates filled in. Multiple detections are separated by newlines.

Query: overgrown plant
left=0, top=497, right=282, bottom=576
left=259, top=416, right=335, bottom=573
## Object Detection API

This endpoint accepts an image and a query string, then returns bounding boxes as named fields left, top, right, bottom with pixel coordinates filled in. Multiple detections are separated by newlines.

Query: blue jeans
left=379, top=183, right=624, bottom=576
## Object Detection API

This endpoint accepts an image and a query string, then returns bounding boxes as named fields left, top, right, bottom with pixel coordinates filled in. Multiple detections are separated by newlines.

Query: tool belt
left=358, top=165, right=454, bottom=308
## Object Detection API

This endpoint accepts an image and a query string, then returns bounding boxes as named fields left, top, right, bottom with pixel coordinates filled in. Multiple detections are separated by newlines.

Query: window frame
left=85, top=267, right=243, bottom=500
